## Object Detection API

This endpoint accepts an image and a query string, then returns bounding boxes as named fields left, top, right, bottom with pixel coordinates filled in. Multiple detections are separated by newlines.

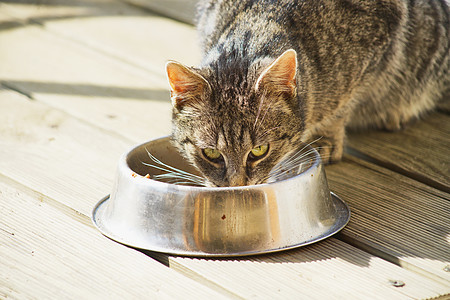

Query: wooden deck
left=0, top=0, right=449, bottom=298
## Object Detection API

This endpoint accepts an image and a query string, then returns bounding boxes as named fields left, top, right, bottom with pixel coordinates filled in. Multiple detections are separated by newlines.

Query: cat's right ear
left=255, top=49, right=297, bottom=95
left=166, top=61, right=210, bottom=110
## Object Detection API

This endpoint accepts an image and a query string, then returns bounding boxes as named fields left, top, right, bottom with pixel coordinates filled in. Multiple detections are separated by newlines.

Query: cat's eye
left=202, top=148, right=222, bottom=161
left=249, top=144, right=269, bottom=160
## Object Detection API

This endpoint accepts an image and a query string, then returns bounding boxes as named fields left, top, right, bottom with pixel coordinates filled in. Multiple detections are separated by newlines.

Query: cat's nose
left=227, top=168, right=247, bottom=186
left=228, top=175, right=247, bottom=186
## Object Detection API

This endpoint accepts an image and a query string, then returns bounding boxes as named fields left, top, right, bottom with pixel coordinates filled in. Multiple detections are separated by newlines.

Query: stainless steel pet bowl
left=92, top=136, right=350, bottom=256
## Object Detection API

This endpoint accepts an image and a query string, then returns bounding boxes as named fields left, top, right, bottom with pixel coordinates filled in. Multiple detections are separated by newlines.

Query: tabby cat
left=165, top=0, right=449, bottom=187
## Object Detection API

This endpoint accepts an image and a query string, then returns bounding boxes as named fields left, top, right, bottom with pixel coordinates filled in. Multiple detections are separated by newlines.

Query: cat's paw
left=382, top=114, right=419, bottom=132
left=311, top=137, right=344, bottom=164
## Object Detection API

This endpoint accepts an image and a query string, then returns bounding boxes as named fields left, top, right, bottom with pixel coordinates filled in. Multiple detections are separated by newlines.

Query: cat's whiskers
left=264, top=137, right=330, bottom=183
left=268, top=149, right=316, bottom=178
left=142, top=149, right=207, bottom=187
left=271, top=137, right=321, bottom=168
left=152, top=172, right=205, bottom=184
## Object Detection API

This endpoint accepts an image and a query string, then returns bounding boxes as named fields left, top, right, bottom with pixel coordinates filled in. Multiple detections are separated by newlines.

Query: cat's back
left=196, top=0, right=449, bottom=127
left=196, top=0, right=281, bottom=53
left=196, top=0, right=407, bottom=51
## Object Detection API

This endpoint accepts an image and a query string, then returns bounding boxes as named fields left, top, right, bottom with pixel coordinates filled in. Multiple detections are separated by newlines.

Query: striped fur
left=166, top=0, right=449, bottom=186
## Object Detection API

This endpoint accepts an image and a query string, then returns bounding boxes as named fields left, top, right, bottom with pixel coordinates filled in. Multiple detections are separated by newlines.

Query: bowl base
left=92, top=192, right=350, bottom=257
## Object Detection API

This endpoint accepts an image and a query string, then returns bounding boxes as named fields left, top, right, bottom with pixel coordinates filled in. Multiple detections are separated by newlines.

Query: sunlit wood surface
left=1, top=0, right=448, bottom=298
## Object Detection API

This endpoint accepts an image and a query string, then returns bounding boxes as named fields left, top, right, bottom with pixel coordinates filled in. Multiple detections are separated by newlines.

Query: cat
left=165, top=0, right=449, bottom=187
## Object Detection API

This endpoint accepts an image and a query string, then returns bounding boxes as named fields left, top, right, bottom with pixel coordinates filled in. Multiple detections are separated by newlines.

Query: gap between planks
left=119, top=0, right=198, bottom=25
left=346, top=112, right=450, bottom=193
left=169, top=237, right=450, bottom=299
left=0, top=7, right=180, bottom=142
left=0, top=1, right=200, bottom=79
left=326, top=155, right=450, bottom=285
left=0, top=170, right=173, bottom=266
left=346, top=145, right=449, bottom=194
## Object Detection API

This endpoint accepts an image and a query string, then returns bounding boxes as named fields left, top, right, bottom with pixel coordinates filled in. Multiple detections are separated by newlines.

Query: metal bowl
left=92, top=136, right=350, bottom=256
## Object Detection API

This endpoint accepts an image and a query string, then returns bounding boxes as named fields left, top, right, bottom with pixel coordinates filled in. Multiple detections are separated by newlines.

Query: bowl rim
left=124, top=136, right=323, bottom=192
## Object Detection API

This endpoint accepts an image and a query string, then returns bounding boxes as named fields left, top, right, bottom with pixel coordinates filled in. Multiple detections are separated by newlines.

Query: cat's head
left=165, top=49, right=306, bottom=187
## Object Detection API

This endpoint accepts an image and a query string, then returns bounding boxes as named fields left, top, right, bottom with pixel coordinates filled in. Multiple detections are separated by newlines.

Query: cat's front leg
left=308, top=118, right=346, bottom=164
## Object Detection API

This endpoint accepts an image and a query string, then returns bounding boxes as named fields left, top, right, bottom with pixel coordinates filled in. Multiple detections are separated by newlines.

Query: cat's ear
left=255, top=49, right=297, bottom=95
left=166, top=61, right=210, bottom=110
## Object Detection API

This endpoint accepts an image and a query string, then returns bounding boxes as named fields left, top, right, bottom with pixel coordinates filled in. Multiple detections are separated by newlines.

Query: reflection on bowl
left=92, top=136, right=350, bottom=256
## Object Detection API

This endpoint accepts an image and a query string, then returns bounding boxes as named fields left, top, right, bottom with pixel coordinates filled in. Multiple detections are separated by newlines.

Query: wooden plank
left=325, top=156, right=450, bottom=284
left=0, top=0, right=201, bottom=143
left=120, top=0, right=198, bottom=24
left=170, top=238, right=449, bottom=299
left=0, top=87, right=132, bottom=216
left=0, top=0, right=199, bottom=144
left=0, top=176, right=226, bottom=299
left=1, top=0, right=201, bottom=76
left=0, top=21, right=172, bottom=143
left=347, top=112, right=450, bottom=192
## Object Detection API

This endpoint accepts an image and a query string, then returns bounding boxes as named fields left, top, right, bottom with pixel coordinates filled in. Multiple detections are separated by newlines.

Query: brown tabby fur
left=166, top=0, right=449, bottom=187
